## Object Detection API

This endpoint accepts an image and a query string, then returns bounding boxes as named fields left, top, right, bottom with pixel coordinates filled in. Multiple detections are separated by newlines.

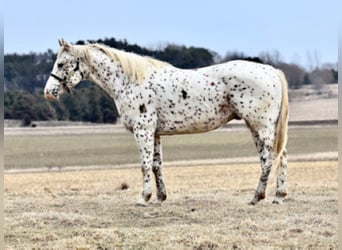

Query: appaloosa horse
left=44, top=39, right=289, bottom=205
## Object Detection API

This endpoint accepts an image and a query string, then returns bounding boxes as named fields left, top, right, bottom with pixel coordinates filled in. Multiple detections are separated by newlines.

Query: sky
left=4, top=0, right=340, bottom=68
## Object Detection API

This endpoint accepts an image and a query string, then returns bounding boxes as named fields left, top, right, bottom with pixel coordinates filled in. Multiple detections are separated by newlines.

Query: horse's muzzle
left=44, top=89, right=58, bottom=100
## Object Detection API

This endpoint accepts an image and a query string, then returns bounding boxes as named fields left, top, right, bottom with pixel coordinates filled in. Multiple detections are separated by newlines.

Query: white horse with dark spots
left=44, top=39, right=289, bottom=206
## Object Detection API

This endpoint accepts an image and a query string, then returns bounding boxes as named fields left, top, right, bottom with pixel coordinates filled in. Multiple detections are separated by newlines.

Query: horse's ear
left=59, top=39, right=71, bottom=51
left=58, top=39, right=63, bottom=46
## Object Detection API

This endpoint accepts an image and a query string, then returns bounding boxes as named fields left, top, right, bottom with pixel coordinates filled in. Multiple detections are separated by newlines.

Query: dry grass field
left=5, top=160, right=337, bottom=249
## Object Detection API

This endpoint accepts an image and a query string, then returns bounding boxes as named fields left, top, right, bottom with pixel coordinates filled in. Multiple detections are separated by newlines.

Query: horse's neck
left=85, top=49, right=129, bottom=100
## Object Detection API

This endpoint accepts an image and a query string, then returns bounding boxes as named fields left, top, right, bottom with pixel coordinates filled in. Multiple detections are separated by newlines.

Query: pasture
left=4, top=126, right=338, bottom=170
left=4, top=126, right=338, bottom=249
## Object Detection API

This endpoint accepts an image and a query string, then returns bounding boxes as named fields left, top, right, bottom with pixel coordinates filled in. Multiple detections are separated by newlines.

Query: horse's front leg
left=153, top=135, right=167, bottom=203
left=133, top=126, right=155, bottom=206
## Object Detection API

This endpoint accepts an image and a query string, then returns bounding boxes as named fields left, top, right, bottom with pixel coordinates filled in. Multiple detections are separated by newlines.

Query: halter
left=49, top=73, right=71, bottom=93
left=49, top=60, right=82, bottom=94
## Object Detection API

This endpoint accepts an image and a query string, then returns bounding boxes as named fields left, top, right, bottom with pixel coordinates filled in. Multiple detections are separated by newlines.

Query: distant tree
left=4, top=90, right=57, bottom=121
left=331, top=68, right=338, bottom=83
left=50, top=100, right=68, bottom=120
left=154, top=44, right=215, bottom=68
left=259, top=50, right=282, bottom=66
left=82, top=86, right=103, bottom=122
left=222, top=51, right=264, bottom=64
left=22, top=114, right=32, bottom=127
left=277, top=63, right=306, bottom=89
left=309, top=68, right=335, bottom=91
left=307, top=50, right=322, bottom=71
left=99, top=92, right=118, bottom=123
left=5, top=51, right=55, bottom=91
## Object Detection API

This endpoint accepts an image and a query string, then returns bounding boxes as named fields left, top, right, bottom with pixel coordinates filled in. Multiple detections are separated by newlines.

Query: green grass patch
left=4, top=127, right=337, bottom=169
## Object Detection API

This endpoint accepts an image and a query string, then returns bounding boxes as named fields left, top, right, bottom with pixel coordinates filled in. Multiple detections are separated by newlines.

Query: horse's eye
left=57, top=63, right=64, bottom=69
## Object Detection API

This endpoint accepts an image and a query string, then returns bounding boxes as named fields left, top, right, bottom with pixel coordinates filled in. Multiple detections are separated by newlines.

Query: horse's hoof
left=248, top=200, right=257, bottom=206
left=272, top=198, right=283, bottom=205
left=157, top=192, right=167, bottom=202
left=136, top=197, right=148, bottom=207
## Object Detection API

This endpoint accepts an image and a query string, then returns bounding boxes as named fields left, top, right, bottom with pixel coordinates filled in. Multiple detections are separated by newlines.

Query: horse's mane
left=77, top=43, right=171, bottom=83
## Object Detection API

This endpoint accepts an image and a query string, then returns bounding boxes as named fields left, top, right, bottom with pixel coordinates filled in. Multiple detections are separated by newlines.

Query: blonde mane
left=79, top=43, right=171, bottom=83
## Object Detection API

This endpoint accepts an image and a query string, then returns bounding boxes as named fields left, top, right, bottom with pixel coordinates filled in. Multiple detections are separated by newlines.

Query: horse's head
left=44, top=39, right=84, bottom=100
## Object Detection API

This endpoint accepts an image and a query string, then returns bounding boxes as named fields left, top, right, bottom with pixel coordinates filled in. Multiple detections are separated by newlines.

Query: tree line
left=4, top=37, right=337, bottom=125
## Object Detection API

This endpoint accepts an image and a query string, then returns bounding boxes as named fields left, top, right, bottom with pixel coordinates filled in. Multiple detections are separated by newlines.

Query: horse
left=44, top=39, right=289, bottom=206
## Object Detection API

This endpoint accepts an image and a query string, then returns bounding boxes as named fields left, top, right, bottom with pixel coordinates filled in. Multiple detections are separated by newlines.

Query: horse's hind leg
left=152, top=135, right=167, bottom=203
left=249, top=127, right=276, bottom=205
left=273, top=149, right=288, bottom=204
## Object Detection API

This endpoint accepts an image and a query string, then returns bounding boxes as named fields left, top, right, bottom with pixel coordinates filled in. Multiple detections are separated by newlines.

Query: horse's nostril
left=45, top=91, right=57, bottom=100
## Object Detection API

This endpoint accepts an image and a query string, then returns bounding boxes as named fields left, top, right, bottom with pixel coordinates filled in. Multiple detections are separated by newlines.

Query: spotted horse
left=44, top=39, right=289, bottom=206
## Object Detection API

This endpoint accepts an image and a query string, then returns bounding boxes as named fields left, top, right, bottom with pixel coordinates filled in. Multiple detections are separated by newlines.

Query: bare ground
left=4, top=160, right=338, bottom=249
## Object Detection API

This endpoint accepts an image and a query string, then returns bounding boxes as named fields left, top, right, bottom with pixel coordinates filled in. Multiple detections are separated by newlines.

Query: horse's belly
left=156, top=106, right=233, bottom=135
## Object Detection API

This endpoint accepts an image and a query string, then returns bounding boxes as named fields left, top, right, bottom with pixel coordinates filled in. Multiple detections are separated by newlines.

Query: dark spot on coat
left=181, top=89, right=188, bottom=99
left=139, top=104, right=147, bottom=114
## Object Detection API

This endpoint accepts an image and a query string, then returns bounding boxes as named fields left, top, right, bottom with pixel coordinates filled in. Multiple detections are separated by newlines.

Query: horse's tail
left=273, top=69, right=289, bottom=170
